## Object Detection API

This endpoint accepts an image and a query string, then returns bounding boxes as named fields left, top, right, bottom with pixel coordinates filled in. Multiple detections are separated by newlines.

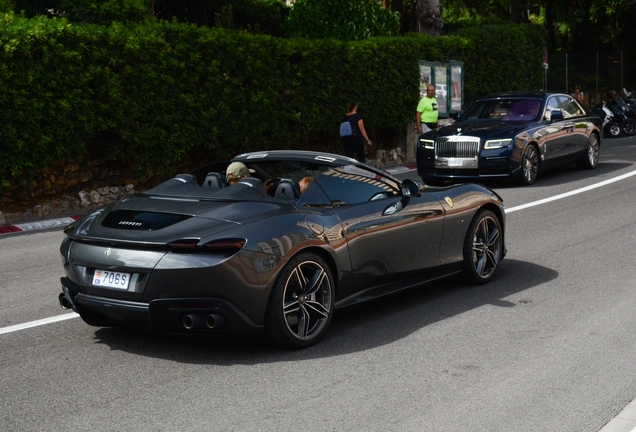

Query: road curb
left=0, top=215, right=83, bottom=235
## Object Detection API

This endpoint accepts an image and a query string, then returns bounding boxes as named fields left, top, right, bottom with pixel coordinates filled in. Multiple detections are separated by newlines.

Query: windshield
left=462, top=98, right=542, bottom=122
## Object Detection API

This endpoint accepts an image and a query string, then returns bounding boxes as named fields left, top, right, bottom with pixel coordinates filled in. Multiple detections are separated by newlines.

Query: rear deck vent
left=101, top=210, right=191, bottom=231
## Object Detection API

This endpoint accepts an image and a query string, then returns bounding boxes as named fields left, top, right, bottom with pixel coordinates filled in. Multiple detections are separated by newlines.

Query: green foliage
left=210, top=0, right=289, bottom=36
left=59, top=0, right=152, bottom=24
left=441, top=0, right=509, bottom=25
left=0, top=15, right=544, bottom=186
left=286, top=0, right=400, bottom=40
left=0, top=0, right=13, bottom=13
left=455, top=23, right=546, bottom=98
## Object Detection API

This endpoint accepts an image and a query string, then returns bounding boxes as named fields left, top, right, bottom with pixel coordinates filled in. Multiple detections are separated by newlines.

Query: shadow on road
left=90, top=258, right=558, bottom=364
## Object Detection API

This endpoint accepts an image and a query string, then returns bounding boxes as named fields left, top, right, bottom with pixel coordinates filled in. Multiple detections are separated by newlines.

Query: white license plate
left=448, top=159, right=463, bottom=167
left=92, top=269, right=130, bottom=290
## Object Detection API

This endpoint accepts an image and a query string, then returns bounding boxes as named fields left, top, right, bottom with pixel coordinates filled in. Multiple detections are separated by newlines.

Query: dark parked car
left=58, top=150, right=506, bottom=348
left=417, top=91, right=603, bottom=185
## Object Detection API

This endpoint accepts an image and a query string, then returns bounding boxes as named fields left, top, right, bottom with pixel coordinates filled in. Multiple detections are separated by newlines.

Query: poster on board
left=418, top=61, right=433, bottom=98
left=450, top=60, right=464, bottom=113
left=434, top=62, right=449, bottom=117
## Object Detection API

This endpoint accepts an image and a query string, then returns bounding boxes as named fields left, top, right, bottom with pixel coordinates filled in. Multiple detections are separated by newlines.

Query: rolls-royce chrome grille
left=435, top=137, right=480, bottom=158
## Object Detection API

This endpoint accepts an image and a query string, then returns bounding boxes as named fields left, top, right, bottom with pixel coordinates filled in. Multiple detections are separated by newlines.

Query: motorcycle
left=622, top=88, right=634, bottom=107
left=591, top=97, right=636, bottom=137
left=591, top=101, right=621, bottom=137
left=613, top=97, right=636, bottom=136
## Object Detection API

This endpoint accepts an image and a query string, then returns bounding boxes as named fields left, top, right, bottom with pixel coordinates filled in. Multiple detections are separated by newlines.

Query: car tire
left=576, top=133, right=600, bottom=169
left=621, top=119, right=636, bottom=137
left=265, top=252, right=334, bottom=349
left=462, top=210, right=503, bottom=285
left=518, top=144, right=539, bottom=185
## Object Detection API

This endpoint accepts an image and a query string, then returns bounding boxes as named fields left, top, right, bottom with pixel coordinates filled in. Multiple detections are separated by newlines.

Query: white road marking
left=3, top=168, right=636, bottom=337
left=0, top=312, right=79, bottom=335
left=506, top=169, right=636, bottom=213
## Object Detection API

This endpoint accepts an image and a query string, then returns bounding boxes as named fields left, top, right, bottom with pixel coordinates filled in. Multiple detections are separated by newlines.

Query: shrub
left=0, top=15, right=544, bottom=188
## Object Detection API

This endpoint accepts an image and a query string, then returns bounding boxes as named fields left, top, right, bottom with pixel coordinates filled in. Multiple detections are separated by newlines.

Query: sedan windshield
left=462, top=98, right=542, bottom=122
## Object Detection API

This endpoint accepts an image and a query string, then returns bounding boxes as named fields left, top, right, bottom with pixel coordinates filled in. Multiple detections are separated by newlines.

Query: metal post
left=621, top=50, right=624, bottom=94
left=596, top=51, right=599, bottom=104
left=566, top=52, right=568, bottom=93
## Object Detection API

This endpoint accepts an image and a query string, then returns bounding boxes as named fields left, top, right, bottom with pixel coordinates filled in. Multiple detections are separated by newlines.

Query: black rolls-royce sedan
left=417, top=91, right=603, bottom=185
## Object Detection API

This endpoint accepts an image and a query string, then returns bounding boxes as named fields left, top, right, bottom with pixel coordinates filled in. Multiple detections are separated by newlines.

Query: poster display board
left=418, top=60, right=463, bottom=118
left=433, top=62, right=449, bottom=117
left=418, top=61, right=433, bottom=98
left=450, top=60, right=464, bottom=113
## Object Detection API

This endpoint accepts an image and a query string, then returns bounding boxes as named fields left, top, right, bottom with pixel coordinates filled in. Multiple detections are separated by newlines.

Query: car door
left=556, top=95, right=589, bottom=156
left=539, top=95, right=570, bottom=166
left=314, top=165, right=445, bottom=294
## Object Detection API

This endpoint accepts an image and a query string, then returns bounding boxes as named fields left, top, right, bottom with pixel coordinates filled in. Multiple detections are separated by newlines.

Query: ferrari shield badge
left=444, top=197, right=454, bottom=208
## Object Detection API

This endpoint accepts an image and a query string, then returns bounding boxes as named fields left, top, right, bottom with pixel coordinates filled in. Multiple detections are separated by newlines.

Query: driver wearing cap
left=226, top=162, right=274, bottom=193
left=226, top=162, right=255, bottom=185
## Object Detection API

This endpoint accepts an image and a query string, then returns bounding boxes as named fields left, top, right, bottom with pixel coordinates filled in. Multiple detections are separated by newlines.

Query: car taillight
left=203, top=239, right=246, bottom=253
left=167, top=238, right=200, bottom=251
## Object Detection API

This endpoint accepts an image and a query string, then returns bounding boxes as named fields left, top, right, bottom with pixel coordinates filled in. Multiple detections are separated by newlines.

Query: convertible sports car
left=58, top=150, right=506, bottom=348
left=417, top=91, right=603, bottom=185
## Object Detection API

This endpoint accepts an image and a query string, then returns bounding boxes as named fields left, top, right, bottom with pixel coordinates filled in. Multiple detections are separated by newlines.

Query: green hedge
left=0, top=14, right=544, bottom=187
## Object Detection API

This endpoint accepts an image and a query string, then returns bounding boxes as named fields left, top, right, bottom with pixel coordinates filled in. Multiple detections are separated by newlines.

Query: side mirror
left=550, top=110, right=564, bottom=122
left=402, top=178, right=425, bottom=197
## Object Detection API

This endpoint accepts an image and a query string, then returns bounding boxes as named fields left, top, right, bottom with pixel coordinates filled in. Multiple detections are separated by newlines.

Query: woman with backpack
left=339, top=101, right=372, bottom=163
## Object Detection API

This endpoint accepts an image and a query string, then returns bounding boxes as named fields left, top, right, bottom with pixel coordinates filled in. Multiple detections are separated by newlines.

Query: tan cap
left=226, top=162, right=255, bottom=181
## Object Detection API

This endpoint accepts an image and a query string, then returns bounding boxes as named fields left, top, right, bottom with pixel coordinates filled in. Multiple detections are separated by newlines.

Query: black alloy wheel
left=462, top=210, right=503, bottom=284
left=518, top=145, right=539, bottom=185
left=265, top=253, right=334, bottom=348
left=577, top=133, right=600, bottom=169
left=621, top=119, right=636, bottom=137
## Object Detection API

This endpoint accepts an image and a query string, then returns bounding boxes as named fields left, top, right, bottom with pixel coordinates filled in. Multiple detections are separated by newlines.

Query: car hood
left=66, top=193, right=292, bottom=244
left=429, top=120, right=532, bottom=140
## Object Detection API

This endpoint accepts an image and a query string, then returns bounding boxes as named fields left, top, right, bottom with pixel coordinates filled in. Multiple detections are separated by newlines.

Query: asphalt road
left=2, top=135, right=636, bottom=432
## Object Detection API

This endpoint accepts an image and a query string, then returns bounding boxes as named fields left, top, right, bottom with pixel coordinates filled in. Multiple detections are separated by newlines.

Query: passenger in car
left=298, top=177, right=313, bottom=194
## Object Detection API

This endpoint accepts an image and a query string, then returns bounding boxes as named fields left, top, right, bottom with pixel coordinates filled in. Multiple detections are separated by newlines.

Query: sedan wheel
left=462, top=210, right=503, bottom=284
left=265, top=253, right=334, bottom=348
left=577, top=133, right=600, bottom=169
left=518, top=145, right=539, bottom=185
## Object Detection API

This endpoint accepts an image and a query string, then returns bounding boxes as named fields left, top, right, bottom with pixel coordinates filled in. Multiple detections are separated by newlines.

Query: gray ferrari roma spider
left=58, top=150, right=506, bottom=348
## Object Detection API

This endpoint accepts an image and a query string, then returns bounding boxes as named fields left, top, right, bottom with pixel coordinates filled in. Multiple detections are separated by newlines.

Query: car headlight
left=419, top=138, right=435, bottom=149
left=484, top=139, right=512, bottom=149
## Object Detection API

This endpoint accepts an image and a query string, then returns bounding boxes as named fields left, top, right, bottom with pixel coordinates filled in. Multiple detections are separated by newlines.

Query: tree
left=286, top=0, right=400, bottom=40
left=509, top=0, right=527, bottom=23
left=415, top=0, right=442, bottom=35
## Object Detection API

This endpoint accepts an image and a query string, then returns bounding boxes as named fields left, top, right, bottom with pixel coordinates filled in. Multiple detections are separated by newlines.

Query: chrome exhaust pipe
left=205, top=313, right=227, bottom=329
left=182, top=314, right=203, bottom=330
left=58, top=293, right=72, bottom=310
